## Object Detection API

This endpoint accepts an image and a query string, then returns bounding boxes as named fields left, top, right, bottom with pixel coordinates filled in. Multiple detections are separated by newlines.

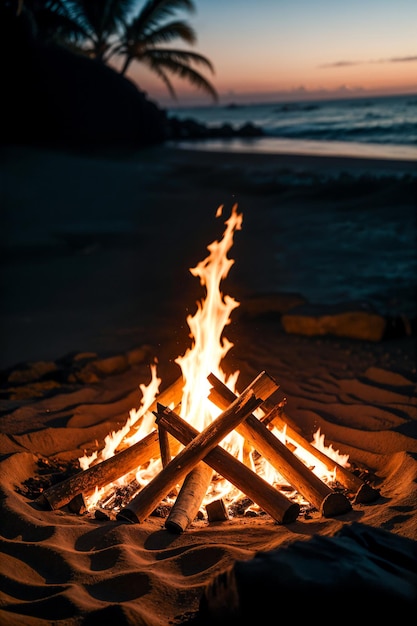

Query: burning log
left=116, top=388, right=261, bottom=524
left=261, top=403, right=380, bottom=503
left=163, top=368, right=284, bottom=531
left=207, top=374, right=352, bottom=517
left=155, top=405, right=300, bottom=524
left=116, top=371, right=279, bottom=523
left=165, top=464, right=214, bottom=533
left=36, top=430, right=161, bottom=510
left=158, top=425, right=172, bottom=467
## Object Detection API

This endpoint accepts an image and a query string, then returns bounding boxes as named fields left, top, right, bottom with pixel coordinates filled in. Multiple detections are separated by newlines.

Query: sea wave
left=265, top=120, right=417, bottom=145
left=168, top=93, right=417, bottom=153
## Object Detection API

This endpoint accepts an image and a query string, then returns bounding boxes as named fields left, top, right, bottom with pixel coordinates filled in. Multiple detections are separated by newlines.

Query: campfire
left=36, top=204, right=379, bottom=529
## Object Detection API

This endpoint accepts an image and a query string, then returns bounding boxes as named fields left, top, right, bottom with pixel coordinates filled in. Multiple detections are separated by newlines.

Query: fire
left=175, top=203, right=242, bottom=432
left=79, top=204, right=350, bottom=514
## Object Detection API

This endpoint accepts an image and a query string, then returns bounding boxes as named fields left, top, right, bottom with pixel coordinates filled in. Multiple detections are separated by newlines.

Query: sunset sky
left=126, top=0, right=417, bottom=107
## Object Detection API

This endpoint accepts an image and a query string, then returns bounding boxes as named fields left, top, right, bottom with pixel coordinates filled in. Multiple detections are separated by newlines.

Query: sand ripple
left=1, top=333, right=416, bottom=624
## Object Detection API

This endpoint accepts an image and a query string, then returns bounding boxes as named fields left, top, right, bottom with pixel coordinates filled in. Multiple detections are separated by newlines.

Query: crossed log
left=152, top=403, right=300, bottom=527
left=36, top=379, right=185, bottom=511
left=116, top=371, right=282, bottom=523
left=207, top=373, right=379, bottom=505
left=258, top=398, right=380, bottom=503
left=36, top=368, right=381, bottom=527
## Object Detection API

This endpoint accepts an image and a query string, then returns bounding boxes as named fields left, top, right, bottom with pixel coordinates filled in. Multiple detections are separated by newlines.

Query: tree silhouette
left=22, top=0, right=218, bottom=101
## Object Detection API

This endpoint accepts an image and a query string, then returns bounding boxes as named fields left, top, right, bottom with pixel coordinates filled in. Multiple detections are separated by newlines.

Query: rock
left=7, top=361, right=58, bottom=384
left=167, top=117, right=264, bottom=141
left=281, top=302, right=387, bottom=341
left=126, top=345, right=154, bottom=366
left=8, top=380, right=62, bottom=400
left=90, top=355, right=129, bottom=376
left=197, top=522, right=417, bottom=623
left=238, top=122, right=264, bottom=137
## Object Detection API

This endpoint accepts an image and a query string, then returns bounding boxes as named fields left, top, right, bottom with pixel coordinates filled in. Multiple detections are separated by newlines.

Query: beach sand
left=1, top=144, right=416, bottom=624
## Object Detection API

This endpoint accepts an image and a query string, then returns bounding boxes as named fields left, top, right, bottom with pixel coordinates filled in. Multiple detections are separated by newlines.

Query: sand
left=0, top=143, right=416, bottom=624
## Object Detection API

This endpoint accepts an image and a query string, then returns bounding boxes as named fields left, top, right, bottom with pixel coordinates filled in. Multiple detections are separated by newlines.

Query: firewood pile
left=36, top=370, right=380, bottom=530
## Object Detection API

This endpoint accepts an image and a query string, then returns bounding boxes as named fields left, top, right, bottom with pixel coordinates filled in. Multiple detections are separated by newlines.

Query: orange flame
left=175, top=203, right=242, bottom=432
left=79, top=204, right=349, bottom=512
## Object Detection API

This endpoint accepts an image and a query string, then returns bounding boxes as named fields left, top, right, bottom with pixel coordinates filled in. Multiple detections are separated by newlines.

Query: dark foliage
left=1, top=5, right=169, bottom=150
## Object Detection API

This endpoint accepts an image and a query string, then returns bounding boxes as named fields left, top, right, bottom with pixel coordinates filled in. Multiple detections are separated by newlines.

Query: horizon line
left=154, top=85, right=417, bottom=109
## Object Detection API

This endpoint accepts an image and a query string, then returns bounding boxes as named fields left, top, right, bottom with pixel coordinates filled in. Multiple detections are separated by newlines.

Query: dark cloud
left=320, top=55, right=417, bottom=68
left=320, top=60, right=360, bottom=68
left=389, top=55, right=417, bottom=62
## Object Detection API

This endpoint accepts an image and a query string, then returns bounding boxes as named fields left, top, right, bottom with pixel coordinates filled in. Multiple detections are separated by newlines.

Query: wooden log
left=158, top=425, right=172, bottom=467
left=206, top=499, right=229, bottom=522
left=207, top=374, right=352, bottom=517
left=116, top=387, right=261, bottom=523
left=117, top=376, right=185, bottom=451
left=165, top=463, right=214, bottom=533
left=261, top=403, right=380, bottom=503
left=154, top=406, right=300, bottom=524
left=116, top=371, right=278, bottom=523
left=165, top=371, right=282, bottom=533
left=36, top=430, right=161, bottom=510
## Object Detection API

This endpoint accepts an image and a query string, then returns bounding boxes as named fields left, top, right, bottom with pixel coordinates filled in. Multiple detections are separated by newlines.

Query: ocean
left=165, top=93, right=417, bottom=321
left=167, top=92, right=417, bottom=161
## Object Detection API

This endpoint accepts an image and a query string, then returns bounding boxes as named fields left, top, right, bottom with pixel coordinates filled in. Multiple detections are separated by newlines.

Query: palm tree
left=23, top=0, right=218, bottom=101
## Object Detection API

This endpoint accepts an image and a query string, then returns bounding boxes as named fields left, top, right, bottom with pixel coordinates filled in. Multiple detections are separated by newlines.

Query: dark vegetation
left=2, top=28, right=166, bottom=148
left=1, top=2, right=165, bottom=149
left=0, top=6, right=158, bottom=147
left=0, top=1, right=261, bottom=151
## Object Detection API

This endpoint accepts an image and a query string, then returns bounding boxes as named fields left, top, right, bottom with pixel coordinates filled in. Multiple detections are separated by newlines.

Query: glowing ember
left=79, top=204, right=350, bottom=515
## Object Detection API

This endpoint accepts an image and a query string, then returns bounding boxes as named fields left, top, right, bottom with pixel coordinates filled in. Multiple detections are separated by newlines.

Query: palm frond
left=26, top=0, right=89, bottom=44
left=143, top=51, right=218, bottom=101
left=65, top=0, right=131, bottom=39
left=145, top=48, right=216, bottom=74
left=129, top=20, right=196, bottom=46
left=141, top=57, right=178, bottom=98
left=129, top=0, right=195, bottom=34
left=27, top=0, right=216, bottom=102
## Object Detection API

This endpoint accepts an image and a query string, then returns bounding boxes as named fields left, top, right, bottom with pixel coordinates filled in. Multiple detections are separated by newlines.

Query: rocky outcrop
left=236, top=294, right=415, bottom=341
left=280, top=301, right=415, bottom=341
left=167, top=117, right=265, bottom=141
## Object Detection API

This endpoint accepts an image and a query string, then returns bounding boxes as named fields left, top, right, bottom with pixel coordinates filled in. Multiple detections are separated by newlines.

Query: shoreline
left=161, top=143, right=417, bottom=174
left=168, top=137, right=417, bottom=162
left=4, top=139, right=417, bottom=169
